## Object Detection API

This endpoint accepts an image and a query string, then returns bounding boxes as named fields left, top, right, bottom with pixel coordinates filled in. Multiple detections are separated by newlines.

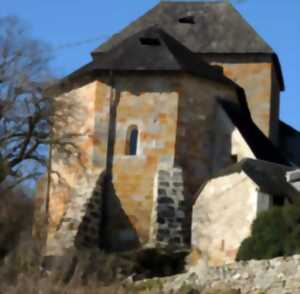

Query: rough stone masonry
left=139, top=255, right=300, bottom=294
left=150, top=168, right=188, bottom=250
left=45, top=172, right=105, bottom=256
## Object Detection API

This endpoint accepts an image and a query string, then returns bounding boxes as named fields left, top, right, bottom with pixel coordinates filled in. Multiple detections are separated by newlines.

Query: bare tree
left=0, top=16, right=80, bottom=189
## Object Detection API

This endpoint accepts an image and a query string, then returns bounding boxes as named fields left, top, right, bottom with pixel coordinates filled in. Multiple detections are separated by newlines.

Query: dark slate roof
left=92, top=27, right=225, bottom=78
left=46, top=27, right=238, bottom=96
left=93, top=1, right=273, bottom=54
left=91, top=1, right=284, bottom=90
left=279, top=121, right=300, bottom=166
left=213, top=158, right=299, bottom=203
left=219, top=99, right=291, bottom=166
left=280, top=120, right=300, bottom=138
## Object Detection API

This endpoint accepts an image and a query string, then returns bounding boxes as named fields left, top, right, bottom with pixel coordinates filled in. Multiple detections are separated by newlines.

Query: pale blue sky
left=1, top=0, right=299, bottom=128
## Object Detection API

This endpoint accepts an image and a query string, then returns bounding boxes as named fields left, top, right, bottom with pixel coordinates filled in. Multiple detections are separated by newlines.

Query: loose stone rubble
left=136, top=255, right=300, bottom=294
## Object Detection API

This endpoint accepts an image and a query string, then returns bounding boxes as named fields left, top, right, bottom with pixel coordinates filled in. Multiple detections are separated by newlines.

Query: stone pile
left=147, top=255, right=300, bottom=293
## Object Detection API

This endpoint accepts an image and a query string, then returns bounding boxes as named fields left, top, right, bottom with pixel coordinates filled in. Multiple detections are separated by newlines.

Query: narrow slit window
left=140, top=38, right=161, bottom=46
left=126, top=126, right=139, bottom=155
left=178, top=16, right=195, bottom=24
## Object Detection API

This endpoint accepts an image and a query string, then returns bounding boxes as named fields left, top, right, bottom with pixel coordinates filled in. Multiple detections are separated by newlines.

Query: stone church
left=34, top=1, right=300, bottom=265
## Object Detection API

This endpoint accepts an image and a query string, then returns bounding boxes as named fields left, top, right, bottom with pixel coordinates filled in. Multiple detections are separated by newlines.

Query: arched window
left=125, top=126, right=139, bottom=155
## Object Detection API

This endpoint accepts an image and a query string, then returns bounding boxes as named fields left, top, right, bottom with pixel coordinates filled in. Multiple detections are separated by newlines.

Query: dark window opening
left=126, top=126, right=138, bottom=155
left=140, top=38, right=161, bottom=46
left=273, top=195, right=285, bottom=207
left=230, top=154, right=238, bottom=164
left=178, top=16, right=195, bottom=24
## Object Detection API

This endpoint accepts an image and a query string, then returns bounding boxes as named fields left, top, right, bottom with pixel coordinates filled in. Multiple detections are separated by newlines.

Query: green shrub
left=237, top=205, right=300, bottom=261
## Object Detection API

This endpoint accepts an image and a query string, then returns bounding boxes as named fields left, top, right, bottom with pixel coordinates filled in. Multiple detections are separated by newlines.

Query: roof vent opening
left=178, top=16, right=195, bottom=24
left=140, top=37, right=161, bottom=46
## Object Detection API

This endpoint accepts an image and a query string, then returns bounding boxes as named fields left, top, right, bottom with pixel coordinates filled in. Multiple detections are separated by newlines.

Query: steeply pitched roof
left=92, top=27, right=224, bottom=78
left=93, top=1, right=273, bottom=54
left=219, top=99, right=291, bottom=166
left=280, top=120, right=300, bottom=138
left=46, top=27, right=238, bottom=96
left=279, top=121, right=300, bottom=166
left=213, top=158, right=299, bottom=203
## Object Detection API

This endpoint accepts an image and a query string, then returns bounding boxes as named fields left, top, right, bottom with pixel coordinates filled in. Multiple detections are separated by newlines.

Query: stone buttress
left=149, top=167, right=188, bottom=250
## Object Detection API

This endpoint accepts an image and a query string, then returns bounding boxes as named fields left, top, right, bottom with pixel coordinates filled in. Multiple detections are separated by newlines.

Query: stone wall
left=212, top=106, right=255, bottom=174
left=151, top=256, right=300, bottom=294
left=101, top=73, right=179, bottom=250
left=192, top=172, right=263, bottom=266
left=102, top=72, right=239, bottom=250
left=41, top=66, right=278, bottom=254
left=43, top=81, right=107, bottom=255
left=174, top=74, right=238, bottom=206
left=46, top=172, right=105, bottom=256
left=191, top=159, right=295, bottom=267
left=205, top=56, right=281, bottom=144
left=149, top=168, right=188, bottom=250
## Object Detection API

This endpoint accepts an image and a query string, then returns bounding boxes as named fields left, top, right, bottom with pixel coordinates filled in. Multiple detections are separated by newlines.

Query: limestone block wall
left=41, top=67, right=274, bottom=254
left=149, top=168, right=188, bottom=250
left=212, top=106, right=255, bottom=173
left=192, top=172, right=267, bottom=266
left=206, top=56, right=281, bottom=144
left=46, top=172, right=105, bottom=256
left=43, top=72, right=244, bottom=253
left=102, top=73, right=179, bottom=251
left=174, top=75, right=239, bottom=206
left=44, top=80, right=110, bottom=254
left=102, top=73, right=241, bottom=250
left=222, top=62, right=274, bottom=140
left=270, top=64, right=281, bottom=144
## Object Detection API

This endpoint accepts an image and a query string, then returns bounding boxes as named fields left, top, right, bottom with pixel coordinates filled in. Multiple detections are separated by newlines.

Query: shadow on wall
left=93, top=73, right=213, bottom=251
left=174, top=91, right=237, bottom=244
left=101, top=83, right=140, bottom=251
left=103, top=179, right=140, bottom=251
left=75, top=172, right=105, bottom=250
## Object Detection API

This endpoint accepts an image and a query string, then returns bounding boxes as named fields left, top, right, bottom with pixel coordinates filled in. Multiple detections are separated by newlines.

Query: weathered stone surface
left=192, top=160, right=296, bottom=267
left=150, top=167, right=188, bottom=250
left=46, top=172, right=105, bottom=256
left=208, top=59, right=280, bottom=144
left=191, top=172, right=265, bottom=266
left=136, top=256, right=300, bottom=294
left=37, top=64, right=281, bottom=255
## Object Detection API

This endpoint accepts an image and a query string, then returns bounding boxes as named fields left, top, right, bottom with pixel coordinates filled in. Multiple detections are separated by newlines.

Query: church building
left=33, top=1, right=300, bottom=264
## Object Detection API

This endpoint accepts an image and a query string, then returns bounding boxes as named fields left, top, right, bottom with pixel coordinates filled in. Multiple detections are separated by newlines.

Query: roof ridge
left=226, top=2, right=274, bottom=52
left=158, top=1, right=226, bottom=4
left=93, top=1, right=274, bottom=55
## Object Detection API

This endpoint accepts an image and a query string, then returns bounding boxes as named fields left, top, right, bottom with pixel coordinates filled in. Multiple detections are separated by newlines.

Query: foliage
left=0, top=240, right=191, bottom=293
left=0, top=246, right=168, bottom=294
left=236, top=205, right=300, bottom=261
left=0, top=184, right=33, bottom=259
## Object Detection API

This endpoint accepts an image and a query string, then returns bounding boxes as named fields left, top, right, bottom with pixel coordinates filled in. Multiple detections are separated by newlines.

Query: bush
left=0, top=246, right=128, bottom=292
left=236, top=205, right=300, bottom=261
left=0, top=186, right=33, bottom=259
